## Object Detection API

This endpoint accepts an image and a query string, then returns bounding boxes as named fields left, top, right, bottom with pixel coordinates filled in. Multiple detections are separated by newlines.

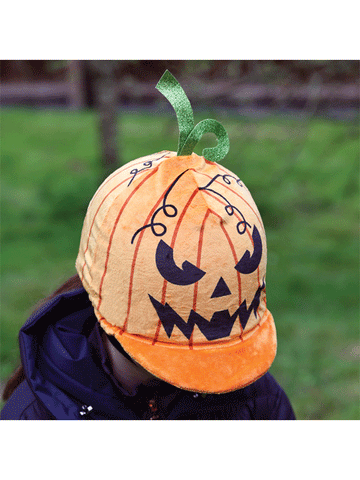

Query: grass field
left=1, top=107, right=359, bottom=419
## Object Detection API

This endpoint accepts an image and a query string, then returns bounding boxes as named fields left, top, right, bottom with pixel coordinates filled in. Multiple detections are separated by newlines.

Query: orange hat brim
left=99, top=308, right=276, bottom=394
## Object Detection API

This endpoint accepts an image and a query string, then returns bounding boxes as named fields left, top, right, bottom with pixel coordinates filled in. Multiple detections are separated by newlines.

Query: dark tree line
left=2, top=60, right=359, bottom=85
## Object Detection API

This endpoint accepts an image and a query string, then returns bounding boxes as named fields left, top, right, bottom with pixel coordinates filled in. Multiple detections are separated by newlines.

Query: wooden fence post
left=68, top=60, right=85, bottom=110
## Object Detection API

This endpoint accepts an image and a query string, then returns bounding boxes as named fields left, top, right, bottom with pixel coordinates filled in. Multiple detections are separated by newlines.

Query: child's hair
left=2, top=274, right=83, bottom=401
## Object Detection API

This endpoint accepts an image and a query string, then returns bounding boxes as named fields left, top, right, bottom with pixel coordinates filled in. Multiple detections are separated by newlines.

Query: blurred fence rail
left=1, top=78, right=359, bottom=110
left=1, top=60, right=359, bottom=113
left=0, top=81, right=81, bottom=109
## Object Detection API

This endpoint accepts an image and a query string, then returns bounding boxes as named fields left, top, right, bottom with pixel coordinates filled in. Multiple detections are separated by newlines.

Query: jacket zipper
left=148, top=398, right=159, bottom=420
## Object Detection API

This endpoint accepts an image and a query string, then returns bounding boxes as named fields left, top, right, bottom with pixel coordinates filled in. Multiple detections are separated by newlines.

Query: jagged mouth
left=148, top=282, right=264, bottom=342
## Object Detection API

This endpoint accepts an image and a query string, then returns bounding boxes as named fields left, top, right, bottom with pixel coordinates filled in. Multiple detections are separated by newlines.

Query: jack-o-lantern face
left=148, top=223, right=264, bottom=342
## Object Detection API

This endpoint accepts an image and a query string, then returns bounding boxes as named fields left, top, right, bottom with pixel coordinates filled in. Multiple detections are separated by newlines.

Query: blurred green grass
left=1, top=107, right=359, bottom=419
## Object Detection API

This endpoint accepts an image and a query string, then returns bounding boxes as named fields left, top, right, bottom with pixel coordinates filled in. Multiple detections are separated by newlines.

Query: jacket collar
left=19, top=288, right=143, bottom=419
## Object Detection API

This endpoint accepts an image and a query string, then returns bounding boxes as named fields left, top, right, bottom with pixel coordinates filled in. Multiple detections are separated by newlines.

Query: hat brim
left=99, top=309, right=276, bottom=394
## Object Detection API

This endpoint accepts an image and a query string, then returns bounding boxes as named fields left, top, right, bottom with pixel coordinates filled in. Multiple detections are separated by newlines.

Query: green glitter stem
left=156, top=70, right=194, bottom=155
left=156, top=70, right=230, bottom=163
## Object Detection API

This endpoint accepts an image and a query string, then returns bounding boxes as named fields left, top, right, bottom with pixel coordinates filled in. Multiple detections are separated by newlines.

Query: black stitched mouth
left=149, top=282, right=264, bottom=342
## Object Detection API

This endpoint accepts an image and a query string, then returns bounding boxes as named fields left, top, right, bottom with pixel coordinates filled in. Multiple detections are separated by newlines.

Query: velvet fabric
left=76, top=151, right=276, bottom=393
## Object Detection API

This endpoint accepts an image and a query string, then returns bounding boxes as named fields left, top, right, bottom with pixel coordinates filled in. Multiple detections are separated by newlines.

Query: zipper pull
left=148, top=399, right=159, bottom=420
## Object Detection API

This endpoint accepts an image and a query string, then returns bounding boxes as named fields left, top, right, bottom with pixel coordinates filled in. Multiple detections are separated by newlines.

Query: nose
left=211, top=277, right=231, bottom=298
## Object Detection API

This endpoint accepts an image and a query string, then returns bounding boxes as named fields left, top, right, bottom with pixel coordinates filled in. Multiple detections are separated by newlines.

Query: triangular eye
left=235, top=225, right=262, bottom=274
left=156, top=240, right=206, bottom=285
left=211, top=277, right=231, bottom=298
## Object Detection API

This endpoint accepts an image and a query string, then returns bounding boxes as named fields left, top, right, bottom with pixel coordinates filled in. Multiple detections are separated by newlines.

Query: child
left=1, top=71, right=295, bottom=420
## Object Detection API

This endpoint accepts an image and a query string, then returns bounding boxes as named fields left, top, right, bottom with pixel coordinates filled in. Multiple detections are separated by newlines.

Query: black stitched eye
left=235, top=225, right=262, bottom=274
left=155, top=240, right=206, bottom=285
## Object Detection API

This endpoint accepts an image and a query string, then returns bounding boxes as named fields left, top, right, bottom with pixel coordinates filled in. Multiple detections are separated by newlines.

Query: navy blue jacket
left=1, top=288, right=295, bottom=420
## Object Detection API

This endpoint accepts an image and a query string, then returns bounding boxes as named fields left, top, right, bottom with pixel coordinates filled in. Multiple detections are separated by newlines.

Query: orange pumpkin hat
left=76, top=71, right=276, bottom=393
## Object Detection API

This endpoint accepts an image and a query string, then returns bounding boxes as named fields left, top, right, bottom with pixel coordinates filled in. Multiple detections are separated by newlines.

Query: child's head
left=75, top=72, right=277, bottom=393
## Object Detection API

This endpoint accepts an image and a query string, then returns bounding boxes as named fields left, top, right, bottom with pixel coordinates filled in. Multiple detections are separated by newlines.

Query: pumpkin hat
left=76, top=71, right=276, bottom=393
